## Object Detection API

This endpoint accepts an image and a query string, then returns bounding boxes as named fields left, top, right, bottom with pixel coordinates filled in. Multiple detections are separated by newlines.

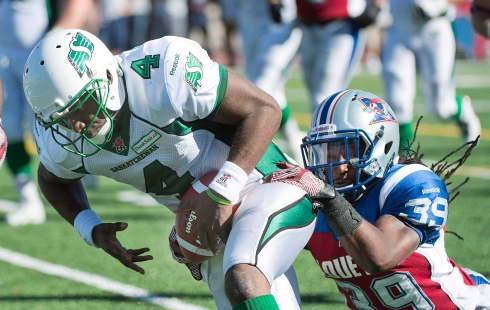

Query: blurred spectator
left=148, top=0, right=188, bottom=39
left=0, top=0, right=94, bottom=226
left=129, top=0, right=152, bottom=48
left=216, top=0, right=239, bottom=66
left=187, top=0, right=211, bottom=50
left=98, top=0, right=132, bottom=54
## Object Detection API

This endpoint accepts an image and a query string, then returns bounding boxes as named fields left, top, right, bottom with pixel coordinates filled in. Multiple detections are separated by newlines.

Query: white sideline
left=0, top=247, right=208, bottom=310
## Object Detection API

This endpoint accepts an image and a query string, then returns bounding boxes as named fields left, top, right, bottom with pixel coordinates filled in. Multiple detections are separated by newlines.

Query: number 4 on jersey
left=131, top=55, right=160, bottom=79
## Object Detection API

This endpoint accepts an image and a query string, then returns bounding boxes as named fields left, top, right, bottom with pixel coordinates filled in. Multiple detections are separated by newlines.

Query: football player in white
left=0, top=0, right=94, bottom=226
left=382, top=0, right=481, bottom=151
left=302, top=89, right=490, bottom=309
left=237, top=0, right=304, bottom=164
left=23, top=29, right=320, bottom=309
left=296, top=0, right=383, bottom=112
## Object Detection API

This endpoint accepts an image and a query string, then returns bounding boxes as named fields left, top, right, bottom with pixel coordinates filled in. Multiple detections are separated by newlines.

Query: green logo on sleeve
left=184, top=52, right=203, bottom=93
left=68, top=32, right=94, bottom=77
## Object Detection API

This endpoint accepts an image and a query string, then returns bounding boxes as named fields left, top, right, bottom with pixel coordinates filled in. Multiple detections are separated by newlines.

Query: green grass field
left=1, top=60, right=489, bottom=309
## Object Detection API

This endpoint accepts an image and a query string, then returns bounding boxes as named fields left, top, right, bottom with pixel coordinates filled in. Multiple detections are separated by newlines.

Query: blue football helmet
left=301, top=89, right=400, bottom=201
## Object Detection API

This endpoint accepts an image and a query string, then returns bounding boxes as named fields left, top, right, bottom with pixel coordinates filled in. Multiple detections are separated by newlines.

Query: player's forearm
left=340, top=223, right=400, bottom=274
left=37, top=166, right=90, bottom=225
left=340, top=215, right=419, bottom=274
left=227, top=104, right=280, bottom=173
left=216, top=68, right=281, bottom=174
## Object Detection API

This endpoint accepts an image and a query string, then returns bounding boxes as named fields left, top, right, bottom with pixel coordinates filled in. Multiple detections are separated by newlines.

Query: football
left=175, top=172, right=239, bottom=264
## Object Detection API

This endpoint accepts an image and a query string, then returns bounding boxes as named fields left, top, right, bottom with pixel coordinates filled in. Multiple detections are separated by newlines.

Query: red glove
left=0, top=122, right=7, bottom=169
left=264, top=162, right=325, bottom=196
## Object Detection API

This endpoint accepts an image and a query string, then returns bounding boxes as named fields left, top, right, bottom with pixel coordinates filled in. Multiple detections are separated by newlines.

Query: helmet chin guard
left=23, top=29, right=125, bottom=157
left=301, top=89, right=400, bottom=201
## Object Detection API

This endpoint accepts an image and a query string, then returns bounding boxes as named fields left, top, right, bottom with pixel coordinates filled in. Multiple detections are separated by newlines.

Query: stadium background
left=1, top=1, right=489, bottom=309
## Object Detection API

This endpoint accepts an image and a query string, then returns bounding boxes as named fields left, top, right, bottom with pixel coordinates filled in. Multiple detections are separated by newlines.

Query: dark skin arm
left=175, top=67, right=282, bottom=253
left=37, top=163, right=153, bottom=274
left=339, top=213, right=420, bottom=274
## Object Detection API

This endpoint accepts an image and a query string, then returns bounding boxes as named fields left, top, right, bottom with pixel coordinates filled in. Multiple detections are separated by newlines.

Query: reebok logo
left=422, top=187, right=440, bottom=195
left=170, top=53, right=180, bottom=75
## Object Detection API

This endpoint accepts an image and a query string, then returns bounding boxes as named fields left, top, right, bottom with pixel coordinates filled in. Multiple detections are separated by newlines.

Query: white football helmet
left=301, top=89, right=400, bottom=202
left=23, top=29, right=124, bottom=156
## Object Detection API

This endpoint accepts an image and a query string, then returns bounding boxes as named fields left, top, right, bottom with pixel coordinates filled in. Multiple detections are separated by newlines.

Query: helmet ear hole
left=384, top=141, right=393, bottom=154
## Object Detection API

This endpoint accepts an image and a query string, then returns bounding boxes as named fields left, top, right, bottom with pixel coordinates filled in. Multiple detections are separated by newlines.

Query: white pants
left=201, top=182, right=317, bottom=309
left=299, top=19, right=366, bottom=112
left=382, top=17, right=458, bottom=124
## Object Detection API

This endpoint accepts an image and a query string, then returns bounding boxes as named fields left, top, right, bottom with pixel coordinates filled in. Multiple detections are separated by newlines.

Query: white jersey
left=33, top=36, right=290, bottom=211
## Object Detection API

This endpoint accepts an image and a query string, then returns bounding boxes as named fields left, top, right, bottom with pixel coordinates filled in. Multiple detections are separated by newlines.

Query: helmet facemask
left=38, top=77, right=114, bottom=157
left=302, top=128, right=383, bottom=202
left=24, top=29, right=125, bottom=157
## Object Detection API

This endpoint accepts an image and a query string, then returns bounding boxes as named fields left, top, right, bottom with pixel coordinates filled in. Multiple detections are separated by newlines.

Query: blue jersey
left=307, top=163, right=490, bottom=309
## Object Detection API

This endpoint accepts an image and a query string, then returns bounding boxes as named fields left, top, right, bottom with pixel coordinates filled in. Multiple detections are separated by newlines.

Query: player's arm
left=38, top=162, right=153, bottom=274
left=37, top=162, right=89, bottom=223
left=211, top=67, right=282, bottom=175
left=176, top=67, right=282, bottom=252
left=339, top=214, right=420, bottom=274
left=471, top=0, right=490, bottom=38
left=313, top=186, right=419, bottom=274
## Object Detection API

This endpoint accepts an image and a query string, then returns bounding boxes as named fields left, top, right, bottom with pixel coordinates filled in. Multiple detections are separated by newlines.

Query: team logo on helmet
left=358, top=97, right=397, bottom=125
left=184, top=52, right=203, bottom=93
left=68, top=32, right=94, bottom=77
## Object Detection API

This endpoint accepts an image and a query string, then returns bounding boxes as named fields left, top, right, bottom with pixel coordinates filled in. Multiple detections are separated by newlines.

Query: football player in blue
left=301, top=89, right=490, bottom=309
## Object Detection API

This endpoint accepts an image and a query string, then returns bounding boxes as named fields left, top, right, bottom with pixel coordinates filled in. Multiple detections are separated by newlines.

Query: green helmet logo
left=68, top=32, right=94, bottom=77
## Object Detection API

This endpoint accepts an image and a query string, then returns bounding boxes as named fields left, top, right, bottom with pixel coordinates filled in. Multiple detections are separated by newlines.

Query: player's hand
left=175, top=190, right=233, bottom=254
left=310, top=183, right=337, bottom=209
left=0, top=122, right=7, bottom=169
left=92, top=222, right=153, bottom=275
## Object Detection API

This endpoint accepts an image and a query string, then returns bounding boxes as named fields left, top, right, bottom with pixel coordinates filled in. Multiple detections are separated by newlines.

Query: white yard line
left=0, top=247, right=208, bottom=310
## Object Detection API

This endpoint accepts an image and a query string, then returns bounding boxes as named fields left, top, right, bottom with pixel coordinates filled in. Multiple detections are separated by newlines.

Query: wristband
left=319, top=192, right=363, bottom=237
left=74, top=209, right=102, bottom=247
left=206, top=189, right=232, bottom=205
left=208, top=161, right=248, bottom=204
